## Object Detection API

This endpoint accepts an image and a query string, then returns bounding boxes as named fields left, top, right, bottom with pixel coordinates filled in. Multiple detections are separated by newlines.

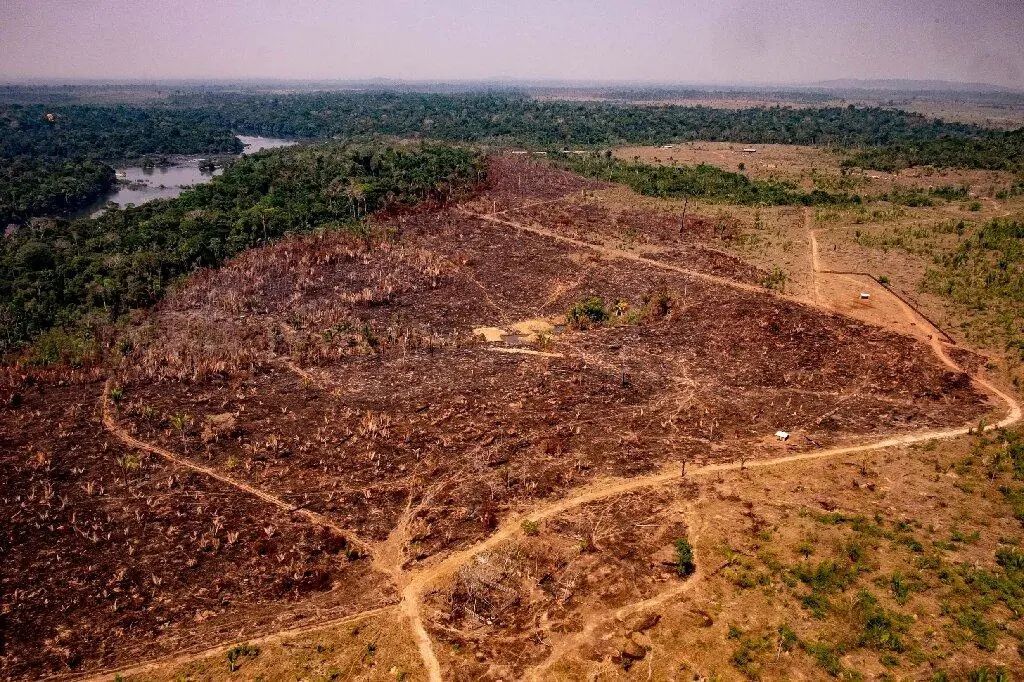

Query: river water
left=82, top=135, right=294, bottom=217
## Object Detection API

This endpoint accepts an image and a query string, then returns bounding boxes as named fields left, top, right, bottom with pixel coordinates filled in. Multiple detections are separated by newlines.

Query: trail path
left=459, top=207, right=774, bottom=299
left=83, top=198, right=1020, bottom=682
left=72, top=607, right=393, bottom=682
left=100, top=381, right=374, bottom=555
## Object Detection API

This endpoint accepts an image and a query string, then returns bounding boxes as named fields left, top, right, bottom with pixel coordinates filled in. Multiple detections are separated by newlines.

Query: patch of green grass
left=730, top=631, right=772, bottom=679
left=801, top=591, right=833, bottom=618
left=675, top=537, right=696, bottom=577
left=954, top=607, right=998, bottom=651
left=852, top=590, right=911, bottom=653
left=996, top=546, right=1024, bottom=570
left=966, top=667, right=1011, bottom=682
left=760, top=267, right=788, bottom=292
left=566, top=296, right=609, bottom=328
left=888, top=572, right=912, bottom=605
left=778, top=624, right=799, bottom=652
left=802, top=640, right=845, bottom=677
left=792, top=558, right=860, bottom=594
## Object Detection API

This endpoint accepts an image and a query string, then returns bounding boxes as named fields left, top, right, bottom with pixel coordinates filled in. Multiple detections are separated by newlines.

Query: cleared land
left=2, top=155, right=1021, bottom=681
left=614, top=142, right=1019, bottom=197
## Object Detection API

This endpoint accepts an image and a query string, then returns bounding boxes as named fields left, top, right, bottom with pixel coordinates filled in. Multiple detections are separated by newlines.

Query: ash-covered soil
left=0, top=380, right=389, bottom=679
left=0, top=155, right=992, bottom=679
left=423, top=489, right=694, bottom=679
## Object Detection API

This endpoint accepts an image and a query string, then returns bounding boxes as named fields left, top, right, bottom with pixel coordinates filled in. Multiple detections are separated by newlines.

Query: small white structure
left=775, top=431, right=790, bottom=441
left=661, top=144, right=676, bottom=149
left=742, top=147, right=758, bottom=153
left=860, top=292, right=871, bottom=300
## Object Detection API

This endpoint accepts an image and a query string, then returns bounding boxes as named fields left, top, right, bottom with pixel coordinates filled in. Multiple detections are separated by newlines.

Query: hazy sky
left=2, top=0, right=1023, bottom=88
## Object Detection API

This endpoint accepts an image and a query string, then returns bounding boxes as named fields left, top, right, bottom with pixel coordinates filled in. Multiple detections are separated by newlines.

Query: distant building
left=742, top=147, right=758, bottom=153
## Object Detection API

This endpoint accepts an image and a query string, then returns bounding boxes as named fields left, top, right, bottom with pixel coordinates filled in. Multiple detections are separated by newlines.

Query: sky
left=2, top=0, right=1023, bottom=88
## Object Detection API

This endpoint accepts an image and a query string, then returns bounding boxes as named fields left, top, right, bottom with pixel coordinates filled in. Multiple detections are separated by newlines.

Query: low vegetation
left=566, top=154, right=852, bottom=205
left=675, top=538, right=696, bottom=577
left=923, top=216, right=1024, bottom=358
left=717, top=427, right=1024, bottom=678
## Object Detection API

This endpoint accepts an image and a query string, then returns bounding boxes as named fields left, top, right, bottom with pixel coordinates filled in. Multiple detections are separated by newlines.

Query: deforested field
left=4, top=155, right=1010, bottom=680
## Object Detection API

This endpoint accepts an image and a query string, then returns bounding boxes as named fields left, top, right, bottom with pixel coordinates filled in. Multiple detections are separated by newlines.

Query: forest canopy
left=0, top=104, right=243, bottom=224
left=843, top=128, right=1024, bottom=172
left=3, top=91, right=1021, bottom=225
left=176, top=91, right=988, bottom=148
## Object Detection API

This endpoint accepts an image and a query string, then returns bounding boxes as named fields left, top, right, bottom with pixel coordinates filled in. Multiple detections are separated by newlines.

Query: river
left=81, top=135, right=295, bottom=218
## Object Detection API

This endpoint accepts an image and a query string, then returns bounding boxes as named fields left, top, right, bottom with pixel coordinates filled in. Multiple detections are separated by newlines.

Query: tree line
left=0, top=103, right=243, bottom=225
left=4, top=92, right=1020, bottom=225
left=174, top=91, right=986, bottom=148
left=843, top=129, right=1024, bottom=172
left=565, top=153, right=851, bottom=205
left=0, top=142, right=483, bottom=357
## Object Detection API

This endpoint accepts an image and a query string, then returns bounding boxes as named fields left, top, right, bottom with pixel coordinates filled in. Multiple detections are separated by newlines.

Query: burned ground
left=423, top=488, right=694, bottom=679
left=0, top=155, right=996, bottom=679
left=0, top=380, right=389, bottom=679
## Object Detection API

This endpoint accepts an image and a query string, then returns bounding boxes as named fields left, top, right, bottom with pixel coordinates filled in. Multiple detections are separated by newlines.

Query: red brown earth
left=0, top=155, right=992, bottom=679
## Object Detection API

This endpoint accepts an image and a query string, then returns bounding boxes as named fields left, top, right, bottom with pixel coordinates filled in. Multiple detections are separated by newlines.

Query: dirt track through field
left=460, top=207, right=776, bottom=299
left=82, top=198, right=1021, bottom=682
left=100, top=381, right=375, bottom=557
left=71, top=606, right=394, bottom=682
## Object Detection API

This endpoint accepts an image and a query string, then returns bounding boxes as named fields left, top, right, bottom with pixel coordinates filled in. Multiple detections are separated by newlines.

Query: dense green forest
left=565, top=154, right=850, bottom=205
left=183, top=90, right=1021, bottom=171
left=0, top=104, right=243, bottom=224
left=0, top=104, right=242, bottom=159
left=0, top=143, right=482, bottom=357
left=843, top=128, right=1024, bottom=171
left=177, top=91, right=985, bottom=147
left=1, top=158, right=115, bottom=226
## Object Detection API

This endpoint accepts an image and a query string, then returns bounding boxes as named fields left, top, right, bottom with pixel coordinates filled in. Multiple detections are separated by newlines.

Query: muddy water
left=81, top=135, right=295, bottom=217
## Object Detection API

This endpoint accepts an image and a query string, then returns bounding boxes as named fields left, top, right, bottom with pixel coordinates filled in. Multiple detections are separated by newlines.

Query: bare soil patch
left=423, top=489, right=694, bottom=679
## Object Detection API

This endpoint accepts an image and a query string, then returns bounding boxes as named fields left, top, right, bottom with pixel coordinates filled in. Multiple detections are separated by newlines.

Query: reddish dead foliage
left=0, top=381, right=389, bottom=678
left=0, top=154, right=991, bottom=679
